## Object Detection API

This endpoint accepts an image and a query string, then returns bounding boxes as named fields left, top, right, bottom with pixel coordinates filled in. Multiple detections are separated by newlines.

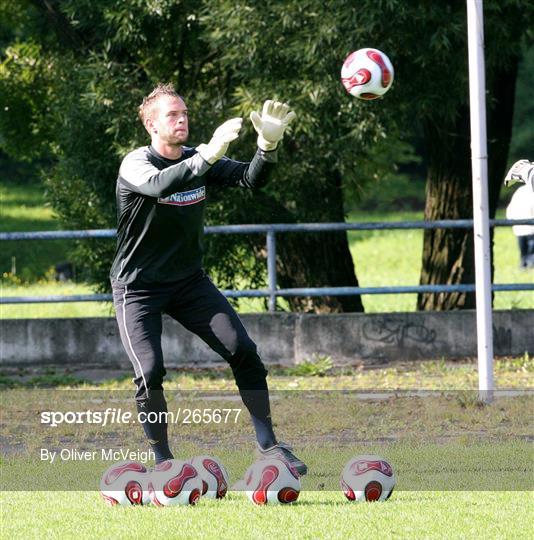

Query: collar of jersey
left=148, top=145, right=193, bottom=164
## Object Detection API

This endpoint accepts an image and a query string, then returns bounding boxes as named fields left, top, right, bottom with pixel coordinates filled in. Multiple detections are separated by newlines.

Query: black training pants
left=112, top=270, right=268, bottom=400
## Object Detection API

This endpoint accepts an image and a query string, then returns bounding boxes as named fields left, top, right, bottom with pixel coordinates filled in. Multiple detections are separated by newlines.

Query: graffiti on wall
left=362, top=317, right=437, bottom=349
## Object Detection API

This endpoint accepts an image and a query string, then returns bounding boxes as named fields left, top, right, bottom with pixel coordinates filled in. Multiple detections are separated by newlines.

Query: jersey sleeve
left=206, top=148, right=278, bottom=189
left=119, top=148, right=211, bottom=198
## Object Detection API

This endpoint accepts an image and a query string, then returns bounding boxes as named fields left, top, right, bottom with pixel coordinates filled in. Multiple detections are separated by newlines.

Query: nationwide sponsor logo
left=158, top=186, right=205, bottom=206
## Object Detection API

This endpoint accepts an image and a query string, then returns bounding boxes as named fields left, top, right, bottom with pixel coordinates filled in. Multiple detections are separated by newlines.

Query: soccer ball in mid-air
left=148, top=459, right=203, bottom=507
left=244, top=458, right=301, bottom=505
left=189, top=455, right=229, bottom=499
left=100, top=460, right=151, bottom=506
left=340, top=455, right=395, bottom=502
left=341, top=48, right=394, bottom=100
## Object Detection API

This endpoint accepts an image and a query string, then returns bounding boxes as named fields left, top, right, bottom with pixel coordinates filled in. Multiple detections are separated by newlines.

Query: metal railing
left=2, top=219, right=534, bottom=311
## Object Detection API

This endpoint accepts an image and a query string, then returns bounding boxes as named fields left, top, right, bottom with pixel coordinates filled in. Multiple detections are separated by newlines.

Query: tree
left=509, top=44, right=534, bottom=164
left=1, top=1, right=530, bottom=313
left=1, top=0, right=407, bottom=311
left=1, top=0, right=226, bottom=286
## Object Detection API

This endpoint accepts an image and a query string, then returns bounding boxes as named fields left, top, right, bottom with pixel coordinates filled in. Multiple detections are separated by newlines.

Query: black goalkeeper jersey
left=110, top=145, right=276, bottom=285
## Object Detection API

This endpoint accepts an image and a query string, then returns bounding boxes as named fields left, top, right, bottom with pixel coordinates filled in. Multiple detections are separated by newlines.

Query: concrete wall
left=1, top=310, right=532, bottom=368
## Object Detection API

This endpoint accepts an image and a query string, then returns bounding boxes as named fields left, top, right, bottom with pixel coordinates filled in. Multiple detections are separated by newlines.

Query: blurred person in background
left=504, top=160, right=534, bottom=269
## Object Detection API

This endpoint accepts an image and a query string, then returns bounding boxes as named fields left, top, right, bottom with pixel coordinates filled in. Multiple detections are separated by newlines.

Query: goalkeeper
left=110, top=83, right=307, bottom=475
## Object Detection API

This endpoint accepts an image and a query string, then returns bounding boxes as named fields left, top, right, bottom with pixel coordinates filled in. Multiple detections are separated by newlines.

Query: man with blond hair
left=110, top=83, right=307, bottom=475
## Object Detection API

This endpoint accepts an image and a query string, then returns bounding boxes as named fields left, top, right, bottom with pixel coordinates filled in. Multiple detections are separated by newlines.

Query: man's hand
left=504, top=159, right=534, bottom=191
left=197, top=118, right=243, bottom=164
left=250, top=100, right=296, bottom=152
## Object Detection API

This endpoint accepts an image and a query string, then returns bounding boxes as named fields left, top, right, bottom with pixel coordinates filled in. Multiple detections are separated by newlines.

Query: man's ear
left=145, top=117, right=156, bottom=134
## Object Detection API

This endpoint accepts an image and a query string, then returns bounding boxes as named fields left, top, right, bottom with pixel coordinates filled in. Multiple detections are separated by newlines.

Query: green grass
left=2, top=490, right=531, bottom=540
left=0, top=182, right=75, bottom=281
left=0, top=182, right=113, bottom=317
left=0, top=281, right=113, bottom=319
left=1, top=363, right=532, bottom=538
left=347, top=210, right=534, bottom=313
left=1, top=355, right=532, bottom=390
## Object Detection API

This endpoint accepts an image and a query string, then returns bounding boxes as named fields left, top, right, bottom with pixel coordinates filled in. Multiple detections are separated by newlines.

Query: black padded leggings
left=112, top=269, right=276, bottom=450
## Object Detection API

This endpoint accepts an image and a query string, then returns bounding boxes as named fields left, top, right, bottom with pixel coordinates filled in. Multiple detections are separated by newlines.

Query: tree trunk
left=417, top=59, right=519, bottom=311
left=486, top=61, right=519, bottom=216
left=276, top=228, right=363, bottom=313
left=417, top=108, right=475, bottom=310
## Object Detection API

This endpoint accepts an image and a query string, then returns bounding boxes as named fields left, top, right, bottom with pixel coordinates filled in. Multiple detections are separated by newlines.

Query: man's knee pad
left=136, top=388, right=168, bottom=411
left=134, top=365, right=166, bottom=399
left=228, top=343, right=268, bottom=389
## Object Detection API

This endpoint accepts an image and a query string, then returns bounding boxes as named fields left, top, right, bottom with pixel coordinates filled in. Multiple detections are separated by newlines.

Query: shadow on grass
left=0, top=366, right=236, bottom=390
left=0, top=373, right=90, bottom=389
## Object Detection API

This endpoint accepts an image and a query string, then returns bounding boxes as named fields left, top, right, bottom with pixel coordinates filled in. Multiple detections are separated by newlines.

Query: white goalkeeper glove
left=250, top=100, right=296, bottom=152
left=197, top=117, right=243, bottom=164
left=504, top=159, right=534, bottom=192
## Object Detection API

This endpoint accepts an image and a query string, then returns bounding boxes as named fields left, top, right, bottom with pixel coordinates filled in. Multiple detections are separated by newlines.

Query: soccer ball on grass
left=189, top=455, right=229, bottom=499
left=100, top=460, right=151, bottom=506
left=148, top=459, right=203, bottom=506
left=340, top=455, right=395, bottom=502
left=244, top=458, right=301, bottom=505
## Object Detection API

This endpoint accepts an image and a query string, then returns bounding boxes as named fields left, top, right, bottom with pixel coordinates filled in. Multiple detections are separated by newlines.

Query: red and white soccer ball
left=341, top=48, right=394, bottom=100
left=244, top=458, right=301, bottom=505
left=148, top=459, right=203, bottom=507
left=340, top=455, right=395, bottom=502
left=189, top=455, right=229, bottom=499
left=100, top=460, right=151, bottom=506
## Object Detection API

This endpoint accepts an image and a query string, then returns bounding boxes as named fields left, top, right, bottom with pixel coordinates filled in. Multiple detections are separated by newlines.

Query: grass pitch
left=1, top=362, right=532, bottom=539
left=1, top=490, right=532, bottom=540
